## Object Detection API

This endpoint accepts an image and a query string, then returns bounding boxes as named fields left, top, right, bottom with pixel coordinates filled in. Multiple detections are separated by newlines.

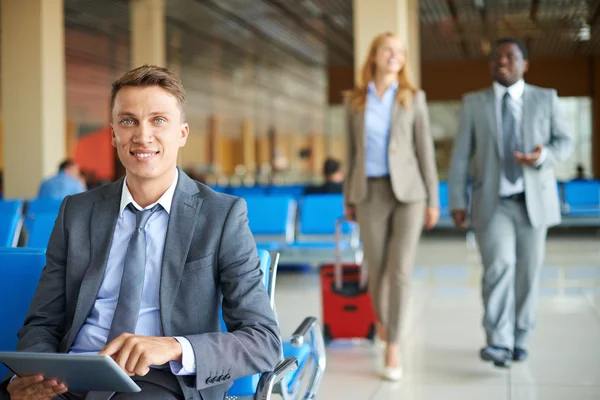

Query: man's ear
left=179, top=123, right=190, bottom=147
left=110, top=125, right=117, bottom=148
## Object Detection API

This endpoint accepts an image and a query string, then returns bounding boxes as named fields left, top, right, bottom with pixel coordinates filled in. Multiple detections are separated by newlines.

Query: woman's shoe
left=381, top=366, right=403, bottom=381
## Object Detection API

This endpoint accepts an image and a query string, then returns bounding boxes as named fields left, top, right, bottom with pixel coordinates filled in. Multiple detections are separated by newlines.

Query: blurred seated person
left=38, top=159, right=86, bottom=199
left=304, top=158, right=344, bottom=195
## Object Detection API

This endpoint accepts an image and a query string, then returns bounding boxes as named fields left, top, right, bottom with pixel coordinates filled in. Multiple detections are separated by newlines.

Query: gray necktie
left=106, top=203, right=160, bottom=343
left=502, top=91, right=523, bottom=183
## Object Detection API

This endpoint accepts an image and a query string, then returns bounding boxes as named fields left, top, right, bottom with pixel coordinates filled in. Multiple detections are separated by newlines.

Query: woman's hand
left=424, top=207, right=440, bottom=230
left=344, top=205, right=357, bottom=222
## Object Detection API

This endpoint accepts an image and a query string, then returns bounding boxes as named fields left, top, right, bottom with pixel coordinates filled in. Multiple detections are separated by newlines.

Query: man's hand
left=7, top=375, right=67, bottom=400
left=451, top=209, right=467, bottom=229
left=424, top=207, right=440, bottom=230
left=99, top=334, right=183, bottom=377
left=514, top=145, right=543, bottom=166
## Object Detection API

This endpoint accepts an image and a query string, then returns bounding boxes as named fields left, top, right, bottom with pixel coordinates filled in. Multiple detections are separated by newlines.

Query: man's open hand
left=99, top=334, right=183, bottom=376
left=7, top=375, right=67, bottom=400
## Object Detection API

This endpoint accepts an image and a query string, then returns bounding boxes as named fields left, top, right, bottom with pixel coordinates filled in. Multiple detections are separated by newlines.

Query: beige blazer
left=343, top=89, right=439, bottom=208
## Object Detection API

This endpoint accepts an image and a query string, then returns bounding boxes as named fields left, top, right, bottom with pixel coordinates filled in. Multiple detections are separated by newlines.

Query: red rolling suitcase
left=320, top=217, right=376, bottom=344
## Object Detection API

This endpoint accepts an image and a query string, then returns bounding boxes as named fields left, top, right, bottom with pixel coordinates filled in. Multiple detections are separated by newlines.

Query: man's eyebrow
left=117, top=112, right=136, bottom=118
left=116, top=111, right=172, bottom=117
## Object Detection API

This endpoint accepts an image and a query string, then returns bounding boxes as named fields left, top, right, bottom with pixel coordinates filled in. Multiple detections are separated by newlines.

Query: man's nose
left=133, top=123, right=153, bottom=143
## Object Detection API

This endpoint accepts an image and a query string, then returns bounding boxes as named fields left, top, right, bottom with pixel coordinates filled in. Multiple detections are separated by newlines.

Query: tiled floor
left=274, top=233, right=600, bottom=399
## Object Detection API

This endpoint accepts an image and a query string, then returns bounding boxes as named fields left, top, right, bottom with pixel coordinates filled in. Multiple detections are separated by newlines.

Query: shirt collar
left=119, top=168, right=179, bottom=217
left=367, top=80, right=399, bottom=95
left=493, top=79, right=525, bottom=100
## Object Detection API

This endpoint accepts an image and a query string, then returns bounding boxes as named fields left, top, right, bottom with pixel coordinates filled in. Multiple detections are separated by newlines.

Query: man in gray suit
left=3, top=65, right=281, bottom=399
left=448, top=39, right=571, bottom=368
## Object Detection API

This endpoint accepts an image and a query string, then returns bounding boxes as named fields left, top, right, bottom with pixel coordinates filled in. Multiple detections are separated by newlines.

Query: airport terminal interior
left=0, top=0, right=599, bottom=399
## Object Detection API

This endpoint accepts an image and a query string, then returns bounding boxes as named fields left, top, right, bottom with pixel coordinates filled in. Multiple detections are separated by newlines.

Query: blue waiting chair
left=562, top=180, right=600, bottom=216
left=245, top=196, right=297, bottom=251
left=225, top=250, right=326, bottom=399
left=0, top=248, right=47, bottom=377
left=438, top=181, right=450, bottom=217
left=0, top=200, right=24, bottom=247
left=25, top=198, right=63, bottom=247
left=267, top=185, right=305, bottom=199
left=230, top=186, right=267, bottom=198
left=290, top=194, right=357, bottom=250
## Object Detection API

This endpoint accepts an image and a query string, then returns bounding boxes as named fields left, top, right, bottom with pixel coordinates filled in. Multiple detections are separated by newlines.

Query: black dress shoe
left=480, top=346, right=513, bottom=368
left=513, top=347, right=528, bottom=361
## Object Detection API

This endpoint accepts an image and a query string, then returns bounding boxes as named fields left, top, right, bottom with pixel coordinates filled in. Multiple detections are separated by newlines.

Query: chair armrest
left=256, top=357, right=298, bottom=400
left=288, top=316, right=327, bottom=399
left=290, top=317, right=318, bottom=347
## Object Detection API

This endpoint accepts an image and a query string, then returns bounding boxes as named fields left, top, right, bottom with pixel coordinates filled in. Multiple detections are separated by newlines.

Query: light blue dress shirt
left=38, top=172, right=86, bottom=199
left=364, top=81, right=398, bottom=177
left=69, top=169, right=196, bottom=375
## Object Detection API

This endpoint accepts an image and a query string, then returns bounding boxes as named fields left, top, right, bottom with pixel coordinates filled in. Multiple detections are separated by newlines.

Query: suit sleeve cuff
left=534, top=147, right=547, bottom=167
left=169, top=337, right=196, bottom=376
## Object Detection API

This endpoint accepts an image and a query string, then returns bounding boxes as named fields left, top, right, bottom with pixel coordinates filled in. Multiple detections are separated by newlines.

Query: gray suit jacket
left=343, top=90, right=439, bottom=208
left=12, top=170, right=281, bottom=400
left=448, top=84, right=572, bottom=229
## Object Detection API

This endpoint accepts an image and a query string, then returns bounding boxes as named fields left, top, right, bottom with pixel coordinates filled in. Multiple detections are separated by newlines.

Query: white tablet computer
left=0, top=352, right=141, bottom=393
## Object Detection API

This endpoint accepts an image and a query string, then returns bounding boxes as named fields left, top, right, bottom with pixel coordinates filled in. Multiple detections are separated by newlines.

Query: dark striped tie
left=106, top=203, right=160, bottom=343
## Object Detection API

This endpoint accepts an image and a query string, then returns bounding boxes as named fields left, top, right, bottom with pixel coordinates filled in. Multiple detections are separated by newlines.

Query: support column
left=130, top=0, right=165, bottom=67
left=242, top=120, right=256, bottom=173
left=1, top=0, right=66, bottom=199
left=208, top=114, right=223, bottom=176
left=353, top=0, right=421, bottom=87
left=592, top=57, right=600, bottom=178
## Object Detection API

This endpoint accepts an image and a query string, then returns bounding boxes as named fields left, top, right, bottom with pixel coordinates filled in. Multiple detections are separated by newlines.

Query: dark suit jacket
left=10, top=170, right=282, bottom=400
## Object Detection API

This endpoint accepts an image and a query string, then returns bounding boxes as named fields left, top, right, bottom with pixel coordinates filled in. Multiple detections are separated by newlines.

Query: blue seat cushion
left=227, top=373, right=261, bottom=397
left=282, top=341, right=311, bottom=388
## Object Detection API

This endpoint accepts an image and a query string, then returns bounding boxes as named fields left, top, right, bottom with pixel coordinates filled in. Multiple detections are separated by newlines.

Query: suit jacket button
left=225, top=374, right=231, bottom=380
left=205, top=377, right=212, bottom=385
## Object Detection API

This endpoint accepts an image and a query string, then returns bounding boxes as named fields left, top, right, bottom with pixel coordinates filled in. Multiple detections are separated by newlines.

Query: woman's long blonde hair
left=348, top=32, right=417, bottom=111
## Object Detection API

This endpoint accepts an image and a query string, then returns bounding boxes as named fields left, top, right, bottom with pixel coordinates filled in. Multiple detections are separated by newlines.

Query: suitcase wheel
left=323, top=324, right=333, bottom=345
left=366, top=323, right=376, bottom=342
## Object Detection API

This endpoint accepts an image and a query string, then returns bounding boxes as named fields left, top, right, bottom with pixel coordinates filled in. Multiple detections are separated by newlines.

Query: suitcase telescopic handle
left=335, top=216, right=368, bottom=291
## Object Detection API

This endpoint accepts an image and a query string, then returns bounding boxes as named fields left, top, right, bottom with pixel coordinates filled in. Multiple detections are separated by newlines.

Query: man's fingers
left=100, top=333, right=129, bottom=357
left=125, top=343, right=144, bottom=374
left=7, top=375, right=44, bottom=392
left=115, top=342, right=135, bottom=372
left=133, top=355, right=151, bottom=376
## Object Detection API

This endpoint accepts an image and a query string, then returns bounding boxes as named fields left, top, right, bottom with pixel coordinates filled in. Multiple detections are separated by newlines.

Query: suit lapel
left=484, top=88, right=502, bottom=160
left=354, top=109, right=365, bottom=148
left=66, top=180, right=122, bottom=350
left=390, top=102, right=404, bottom=145
left=159, top=171, right=203, bottom=335
left=521, top=84, right=533, bottom=153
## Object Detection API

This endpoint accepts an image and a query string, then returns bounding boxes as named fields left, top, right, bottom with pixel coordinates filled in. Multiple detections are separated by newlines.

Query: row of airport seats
left=0, top=198, right=62, bottom=248
left=0, top=180, right=598, bottom=255
left=0, top=248, right=326, bottom=399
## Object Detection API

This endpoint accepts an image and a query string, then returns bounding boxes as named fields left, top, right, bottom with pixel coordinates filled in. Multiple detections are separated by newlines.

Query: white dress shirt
left=69, top=168, right=196, bottom=375
left=493, top=79, right=546, bottom=197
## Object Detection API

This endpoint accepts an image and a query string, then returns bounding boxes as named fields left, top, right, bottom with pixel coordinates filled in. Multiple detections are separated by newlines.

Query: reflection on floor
left=274, top=234, right=600, bottom=399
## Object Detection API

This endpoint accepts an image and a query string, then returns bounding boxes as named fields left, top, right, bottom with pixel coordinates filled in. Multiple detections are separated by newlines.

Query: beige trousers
left=356, top=177, right=425, bottom=343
